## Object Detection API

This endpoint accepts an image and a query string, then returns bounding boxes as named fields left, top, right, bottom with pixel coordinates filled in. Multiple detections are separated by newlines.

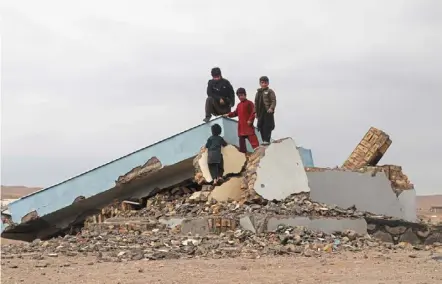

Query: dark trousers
left=208, top=163, right=223, bottom=180
left=239, top=134, right=260, bottom=153
left=257, top=112, right=275, bottom=143
left=205, top=97, right=231, bottom=118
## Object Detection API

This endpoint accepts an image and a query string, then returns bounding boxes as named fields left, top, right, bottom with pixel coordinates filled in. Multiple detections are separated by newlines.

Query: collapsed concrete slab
left=266, top=217, right=368, bottom=235
left=1, top=117, right=318, bottom=242
left=194, top=145, right=246, bottom=183
left=307, top=168, right=417, bottom=222
left=242, top=138, right=311, bottom=201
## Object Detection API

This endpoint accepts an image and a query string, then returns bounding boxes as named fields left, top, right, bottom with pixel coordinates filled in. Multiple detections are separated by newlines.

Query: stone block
left=159, top=218, right=185, bottom=228
left=189, top=191, right=210, bottom=201
left=208, top=177, right=243, bottom=202
left=424, top=232, right=442, bottom=245
left=372, top=230, right=393, bottom=243
left=399, top=229, right=421, bottom=244
left=181, top=218, right=209, bottom=236
left=385, top=225, right=407, bottom=235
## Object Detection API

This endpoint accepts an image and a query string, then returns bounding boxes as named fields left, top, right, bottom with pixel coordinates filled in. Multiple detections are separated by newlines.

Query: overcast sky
left=1, top=0, right=441, bottom=195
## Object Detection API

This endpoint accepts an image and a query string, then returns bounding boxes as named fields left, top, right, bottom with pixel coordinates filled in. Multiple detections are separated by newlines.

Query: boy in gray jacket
left=254, top=76, right=276, bottom=145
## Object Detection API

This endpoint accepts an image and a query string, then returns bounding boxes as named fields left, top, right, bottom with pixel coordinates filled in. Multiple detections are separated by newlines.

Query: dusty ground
left=1, top=250, right=441, bottom=284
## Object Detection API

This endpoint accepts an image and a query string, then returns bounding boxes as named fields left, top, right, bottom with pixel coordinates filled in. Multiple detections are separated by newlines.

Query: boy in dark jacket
left=254, top=76, right=276, bottom=145
left=224, top=88, right=259, bottom=153
left=204, top=67, right=235, bottom=123
left=205, top=123, right=228, bottom=184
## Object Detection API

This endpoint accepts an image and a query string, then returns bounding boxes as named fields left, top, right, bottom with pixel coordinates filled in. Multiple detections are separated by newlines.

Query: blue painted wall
left=298, top=147, right=315, bottom=167
left=5, top=117, right=314, bottom=228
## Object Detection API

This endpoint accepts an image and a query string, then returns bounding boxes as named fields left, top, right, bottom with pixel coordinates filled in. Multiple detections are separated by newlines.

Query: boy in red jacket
left=224, top=88, right=259, bottom=153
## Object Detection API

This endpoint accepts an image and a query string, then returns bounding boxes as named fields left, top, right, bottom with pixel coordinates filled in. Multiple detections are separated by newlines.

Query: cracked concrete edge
left=305, top=165, right=414, bottom=194
left=194, top=145, right=247, bottom=184
left=115, top=156, right=163, bottom=186
left=252, top=137, right=311, bottom=201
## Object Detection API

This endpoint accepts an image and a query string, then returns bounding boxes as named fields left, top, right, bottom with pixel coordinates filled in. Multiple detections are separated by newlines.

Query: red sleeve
left=248, top=101, right=256, bottom=123
left=227, top=106, right=238, bottom=118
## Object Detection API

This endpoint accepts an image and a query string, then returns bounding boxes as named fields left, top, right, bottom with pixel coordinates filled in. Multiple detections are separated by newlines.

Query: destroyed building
left=1, top=118, right=441, bottom=249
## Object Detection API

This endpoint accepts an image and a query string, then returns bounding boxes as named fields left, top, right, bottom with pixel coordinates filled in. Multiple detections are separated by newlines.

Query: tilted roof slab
left=2, top=117, right=314, bottom=240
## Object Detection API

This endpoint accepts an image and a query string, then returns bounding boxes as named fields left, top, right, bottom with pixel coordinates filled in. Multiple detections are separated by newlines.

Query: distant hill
left=1, top=185, right=42, bottom=199
left=416, top=194, right=442, bottom=210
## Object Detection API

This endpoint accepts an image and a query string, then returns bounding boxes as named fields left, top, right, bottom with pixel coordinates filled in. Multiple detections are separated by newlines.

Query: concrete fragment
left=195, top=145, right=246, bottom=183
left=307, top=170, right=417, bottom=222
left=266, top=217, right=368, bottom=235
left=397, top=189, right=417, bottom=221
left=367, top=223, right=377, bottom=232
left=189, top=191, right=210, bottom=201
left=159, top=218, right=184, bottom=228
left=399, top=229, right=421, bottom=244
left=181, top=218, right=209, bottom=236
left=21, top=210, right=39, bottom=223
left=239, top=216, right=256, bottom=233
left=208, top=177, right=243, bottom=202
left=424, top=232, right=442, bottom=245
left=385, top=225, right=407, bottom=235
left=372, top=230, right=393, bottom=243
left=416, top=229, right=431, bottom=238
left=116, top=157, right=162, bottom=185
left=245, top=138, right=310, bottom=201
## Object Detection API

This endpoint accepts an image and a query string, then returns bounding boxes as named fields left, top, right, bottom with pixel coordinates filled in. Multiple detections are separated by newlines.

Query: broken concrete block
left=397, top=189, right=417, bottom=222
left=193, top=145, right=246, bottom=183
left=208, top=177, right=243, bottom=202
left=239, top=216, right=256, bottom=233
left=116, top=157, right=162, bottom=185
left=355, top=165, right=414, bottom=194
left=189, top=191, right=210, bottom=201
left=159, top=217, right=185, bottom=228
left=342, top=127, right=391, bottom=170
left=307, top=169, right=417, bottom=222
left=266, top=216, right=368, bottom=235
left=242, top=138, right=310, bottom=201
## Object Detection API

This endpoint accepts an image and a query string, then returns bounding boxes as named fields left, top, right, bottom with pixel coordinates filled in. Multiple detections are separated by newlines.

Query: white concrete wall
left=397, top=189, right=417, bottom=222
left=255, top=138, right=310, bottom=200
left=307, top=170, right=417, bottom=222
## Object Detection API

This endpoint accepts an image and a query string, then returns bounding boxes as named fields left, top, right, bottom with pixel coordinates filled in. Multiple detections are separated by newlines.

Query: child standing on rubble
left=223, top=87, right=259, bottom=153
left=205, top=123, right=227, bottom=185
left=254, top=76, right=277, bottom=145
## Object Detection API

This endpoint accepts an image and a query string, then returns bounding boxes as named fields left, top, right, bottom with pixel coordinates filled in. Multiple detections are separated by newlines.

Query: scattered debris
left=2, top=128, right=439, bottom=264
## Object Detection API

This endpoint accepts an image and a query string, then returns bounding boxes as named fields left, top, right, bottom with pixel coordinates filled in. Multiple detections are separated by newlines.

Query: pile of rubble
left=4, top=220, right=440, bottom=263
left=2, top=128, right=441, bottom=263
left=109, top=190, right=374, bottom=220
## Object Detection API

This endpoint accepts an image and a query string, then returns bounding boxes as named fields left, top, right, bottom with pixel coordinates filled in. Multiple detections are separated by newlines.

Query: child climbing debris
left=205, top=123, right=227, bottom=185
left=224, top=87, right=259, bottom=153
left=254, top=76, right=276, bottom=145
